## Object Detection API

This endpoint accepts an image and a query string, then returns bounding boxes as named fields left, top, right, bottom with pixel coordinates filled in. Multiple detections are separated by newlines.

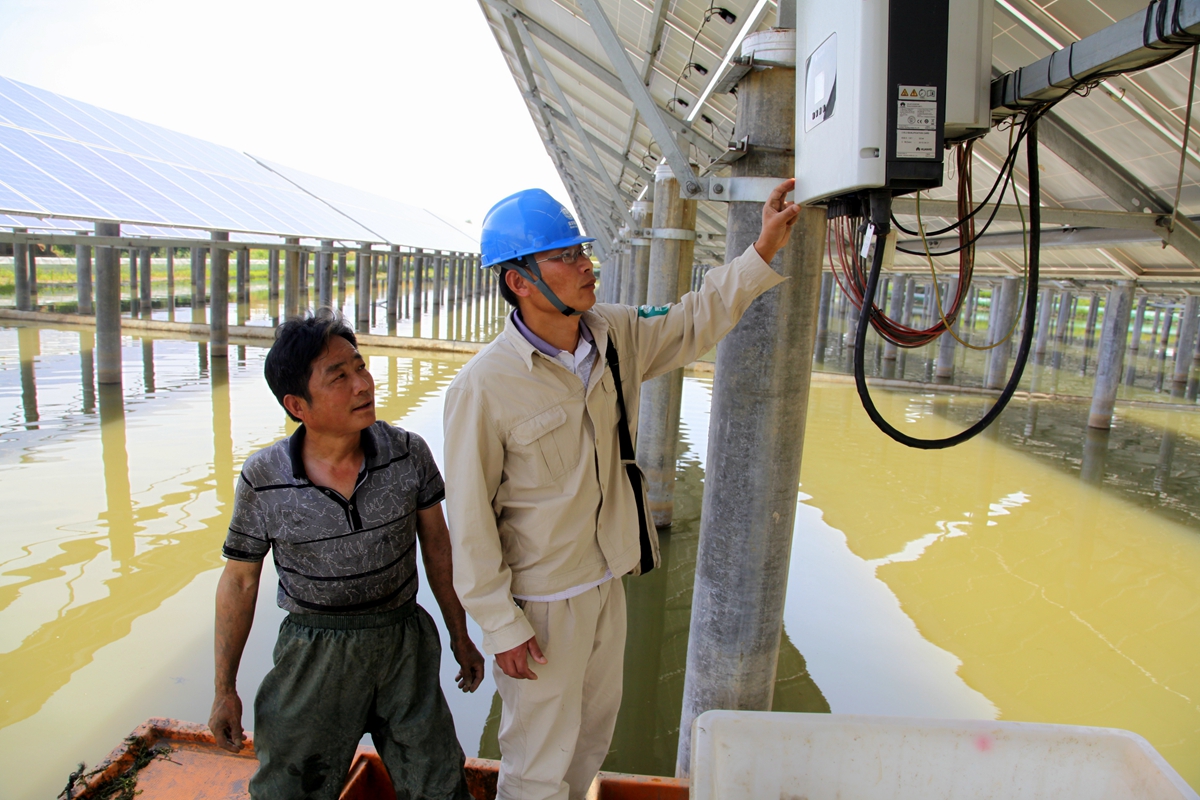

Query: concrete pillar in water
left=1054, top=290, right=1073, bottom=346
left=268, top=248, right=280, bottom=316
left=815, top=272, right=832, bottom=362
left=387, top=245, right=400, bottom=331
left=1034, top=287, right=1054, bottom=356
left=337, top=251, right=348, bottom=309
left=631, top=200, right=653, bottom=306
left=1088, top=282, right=1134, bottom=429
left=636, top=161, right=697, bottom=529
left=236, top=247, right=249, bottom=306
left=1084, top=292, right=1101, bottom=346
left=413, top=248, right=424, bottom=317
left=1173, top=295, right=1200, bottom=386
left=29, top=243, right=38, bottom=303
left=139, top=248, right=152, bottom=317
left=433, top=250, right=444, bottom=307
left=210, top=232, right=230, bottom=359
left=76, top=232, right=93, bottom=315
left=1131, top=295, right=1147, bottom=353
left=985, top=277, right=1020, bottom=390
left=356, top=245, right=371, bottom=331
left=935, top=278, right=960, bottom=380
left=284, top=238, right=300, bottom=318
left=883, top=274, right=908, bottom=361
left=166, top=248, right=175, bottom=315
left=13, top=229, right=30, bottom=311
left=678, top=39, right=825, bottom=777
left=128, top=249, right=139, bottom=316
left=94, top=222, right=123, bottom=385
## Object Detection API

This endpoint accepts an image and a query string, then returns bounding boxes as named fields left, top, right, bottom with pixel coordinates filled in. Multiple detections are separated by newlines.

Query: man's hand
left=209, top=690, right=246, bottom=753
left=753, top=178, right=802, bottom=263
left=451, top=636, right=486, bottom=692
left=495, top=636, right=547, bottom=680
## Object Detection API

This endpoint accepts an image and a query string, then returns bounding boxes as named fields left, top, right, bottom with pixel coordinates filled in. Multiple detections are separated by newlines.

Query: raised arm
left=209, top=557, right=262, bottom=753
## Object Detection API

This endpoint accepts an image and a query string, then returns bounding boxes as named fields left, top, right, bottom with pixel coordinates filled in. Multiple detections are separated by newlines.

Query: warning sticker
left=897, top=131, right=937, bottom=159
left=899, top=85, right=937, bottom=101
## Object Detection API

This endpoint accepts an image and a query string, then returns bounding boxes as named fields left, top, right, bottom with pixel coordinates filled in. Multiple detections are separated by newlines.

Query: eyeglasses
left=534, top=244, right=593, bottom=267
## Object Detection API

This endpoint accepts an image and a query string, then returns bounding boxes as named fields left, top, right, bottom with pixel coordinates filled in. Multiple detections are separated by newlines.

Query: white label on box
left=897, top=100, right=937, bottom=131
left=897, top=130, right=937, bottom=159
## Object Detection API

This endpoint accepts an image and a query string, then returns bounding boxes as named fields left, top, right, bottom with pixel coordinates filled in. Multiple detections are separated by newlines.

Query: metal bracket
left=704, top=176, right=793, bottom=203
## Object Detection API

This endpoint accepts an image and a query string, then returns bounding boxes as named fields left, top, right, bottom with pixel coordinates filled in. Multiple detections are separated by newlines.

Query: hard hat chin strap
left=510, top=255, right=581, bottom=317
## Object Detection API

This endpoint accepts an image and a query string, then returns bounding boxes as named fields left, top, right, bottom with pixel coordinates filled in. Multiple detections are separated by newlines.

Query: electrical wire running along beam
left=992, top=0, right=1200, bottom=113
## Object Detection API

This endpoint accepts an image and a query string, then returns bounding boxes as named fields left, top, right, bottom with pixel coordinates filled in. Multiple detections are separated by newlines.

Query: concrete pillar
left=935, top=278, right=960, bottom=380
left=413, top=248, right=424, bottom=317
left=139, top=248, right=152, bottom=317
left=210, top=232, right=230, bottom=358
left=268, top=248, right=280, bottom=317
left=13, top=229, right=29, bottom=311
left=94, top=222, right=123, bottom=385
left=1131, top=294, right=1147, bottom=353
left=1084, top=291, right=1101, bottom=346
left=1173, top=295, right=1200, bottom=386
left=883, top=274, right=907, bottom=361
left=300, top=251, right=310, bottom=311
left=1054, top=290, right=1073, bottom=343
left=166, top=248, right=175, bottom=315
left=985, top=277, right=1020, bottom=390
left=1088, top=282, right=1134, bottom=429
left=235, top=247, right=249, bottom=306
left=356, top=245, right=371, bottom=331
left=28, top=244, right=37, bottom=302
left=433, top=249, right=444, bottom=307
left=1068, top=295, right=1080, bottom=342
left=337, top=251, right=348, bottom=309
left=76, top=233, right=93, bottom=315
left=284, top=238, right=300, bottom=318
left=636, top=161, right=697, bottom=529
left=1034, top=287, right=1054, bottom=356
left=128, top=249, right=139, bottom=316
left=387, top=245, right=400, bottom=330
left=815, top=272, right=832, bottom=362
left=678, top=44, right=824, bottom=777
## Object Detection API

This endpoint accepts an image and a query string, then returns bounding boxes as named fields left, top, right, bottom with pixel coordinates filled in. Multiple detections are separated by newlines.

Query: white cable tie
left=861, top=223, right=875, bottom=259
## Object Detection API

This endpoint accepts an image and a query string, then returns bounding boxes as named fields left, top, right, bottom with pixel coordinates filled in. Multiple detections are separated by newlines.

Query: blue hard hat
left=480, top=189, right=595, bottom=268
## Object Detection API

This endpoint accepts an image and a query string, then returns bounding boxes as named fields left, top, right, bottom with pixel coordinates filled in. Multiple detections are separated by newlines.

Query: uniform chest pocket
left=509, top=406, right=580, bottom=485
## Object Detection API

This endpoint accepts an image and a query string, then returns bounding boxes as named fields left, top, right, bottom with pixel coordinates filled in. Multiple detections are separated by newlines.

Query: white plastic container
left=690, top=711, right=1198, bottom=800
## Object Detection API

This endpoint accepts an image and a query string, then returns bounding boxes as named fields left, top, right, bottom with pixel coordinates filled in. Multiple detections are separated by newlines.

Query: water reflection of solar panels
left=0, top=76, right=477, bottom=251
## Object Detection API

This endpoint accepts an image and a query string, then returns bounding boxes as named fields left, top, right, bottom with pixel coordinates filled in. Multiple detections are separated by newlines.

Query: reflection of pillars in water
left=98, top=384, right=135, bottom=566
left=211, top=358, right=235, bottom=515
left=18, top=327, right=39, bottom=425
left=198, top=341, right=209, bottom=377
left=80, top=331, right=96, bottom=414
left=141, top=339, right=155, bottom=394
left=1080, top=427, right=1110, bottom=485
left=1153, top=419, right=1177, bottom=493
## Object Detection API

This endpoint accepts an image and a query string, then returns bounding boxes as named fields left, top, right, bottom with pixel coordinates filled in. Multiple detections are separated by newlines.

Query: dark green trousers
left=250, top=601, right=471, bottom=800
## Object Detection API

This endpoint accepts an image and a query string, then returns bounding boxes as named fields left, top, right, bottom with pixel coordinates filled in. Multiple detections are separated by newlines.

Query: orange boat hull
left=65, top=718, right=688, bottom=800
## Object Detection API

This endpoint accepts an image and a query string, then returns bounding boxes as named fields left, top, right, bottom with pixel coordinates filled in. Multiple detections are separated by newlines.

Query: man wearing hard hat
left=443, top=179, right=800, bottom=800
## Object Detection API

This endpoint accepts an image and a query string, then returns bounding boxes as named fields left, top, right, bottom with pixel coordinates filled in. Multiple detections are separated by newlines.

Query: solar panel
left=0, top=75, right=478, bottom=251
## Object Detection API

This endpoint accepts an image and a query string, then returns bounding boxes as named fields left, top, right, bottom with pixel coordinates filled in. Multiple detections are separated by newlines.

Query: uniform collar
left=505, top=310, right=603, bottom=370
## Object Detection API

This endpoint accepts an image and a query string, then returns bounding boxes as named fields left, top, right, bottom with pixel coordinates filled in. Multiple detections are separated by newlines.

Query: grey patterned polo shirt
left=222, top=421, right=445, bottom=615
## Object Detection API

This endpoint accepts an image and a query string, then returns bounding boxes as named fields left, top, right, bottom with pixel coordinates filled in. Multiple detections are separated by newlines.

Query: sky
left=0, top=0, right=570, bottom=242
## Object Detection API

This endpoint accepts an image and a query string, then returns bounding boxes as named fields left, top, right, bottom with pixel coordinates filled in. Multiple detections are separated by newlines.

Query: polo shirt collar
left=507, top=309, right=599, bottom=368
left=287, top=423, right=379, bottom=482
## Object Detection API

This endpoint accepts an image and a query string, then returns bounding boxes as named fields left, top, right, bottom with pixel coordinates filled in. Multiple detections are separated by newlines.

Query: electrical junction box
left=794, top=0, right=993, bottom=206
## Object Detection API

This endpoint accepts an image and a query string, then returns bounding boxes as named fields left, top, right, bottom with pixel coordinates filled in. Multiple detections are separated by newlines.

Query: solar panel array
left=0, top=76, right=477, bottom=251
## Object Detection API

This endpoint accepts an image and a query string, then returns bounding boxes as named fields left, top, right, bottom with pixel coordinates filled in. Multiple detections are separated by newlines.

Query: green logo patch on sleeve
left=637, top=304, right=672, bottom=318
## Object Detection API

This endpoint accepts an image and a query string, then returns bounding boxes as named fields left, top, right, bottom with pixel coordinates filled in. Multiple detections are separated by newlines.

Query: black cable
left=851, top=114, right=1042, bottom=449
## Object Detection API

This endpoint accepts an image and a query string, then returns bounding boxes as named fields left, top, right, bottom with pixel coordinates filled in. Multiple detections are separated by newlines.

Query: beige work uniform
left=443, top=244, right=785, bottom=800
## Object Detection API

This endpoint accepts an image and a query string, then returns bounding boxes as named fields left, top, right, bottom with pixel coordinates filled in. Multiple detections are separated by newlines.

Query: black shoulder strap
left=604, top=337, right=655, bottom=574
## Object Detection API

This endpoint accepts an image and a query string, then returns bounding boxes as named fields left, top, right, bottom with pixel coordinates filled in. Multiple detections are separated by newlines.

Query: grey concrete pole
left=128, top=249, right=139, bottom=316
left=632, top=200, right=655, bottom=306
left=433, top=250, right=444, bottom=307
left=1088, top=282, right=1134, bottom=429
left=268, top=248, right=280, bottom=315
left=935, top=278, right=960, bottom=380
left=1068, top=295, right=1080, bottom=343
left=678, top=44, right=824, bottom=777
left=1054, top=290, right=1074, bottom=343
left=1172, top=295, right=1200, bottom=386
left=985, top=277, right=1020, bottom=390
left=1034, top=287, right=1054, bottom=356
left=614, top=247, right=631, bottom=305
left=387, top=245, right=400, bottom=330
left=815, top=272, right=832, bottom=363
left=166, top=248, right=175, bottom=315
left=284, top=238, right=300, bottom=318
left=28, top=244, right=37, bottom=302
left=139, top=247, right=152, bottom=317
left=210, top=232, right=230, bottom=358
left=337, top=251, right=348, bottom=309
left=13, top=230, right=30, bottom=311
left=300, top=251, right=311, bottom=311
left=413, top=248, right=424, bottom=317
left=883, top=274, right=907, bottom=361
left=636, top=161, right=697, bottom=528
left=1130, top=295, right=1147, bottom=353
left=235, top=247, right=249, bottom=306
left=315, top=244, right=330, bottom=310
left=1084, top=292, right=1101, bottom=346
left=356, top=245, right=371, bottom=331
left=76, top=233, right=93, bottom=315
left=94, top=222, right=123, bottom=384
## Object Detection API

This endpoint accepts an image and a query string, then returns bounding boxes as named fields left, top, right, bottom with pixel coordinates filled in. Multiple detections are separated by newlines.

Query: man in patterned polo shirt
left=208, top=310, right=484, bottom=800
